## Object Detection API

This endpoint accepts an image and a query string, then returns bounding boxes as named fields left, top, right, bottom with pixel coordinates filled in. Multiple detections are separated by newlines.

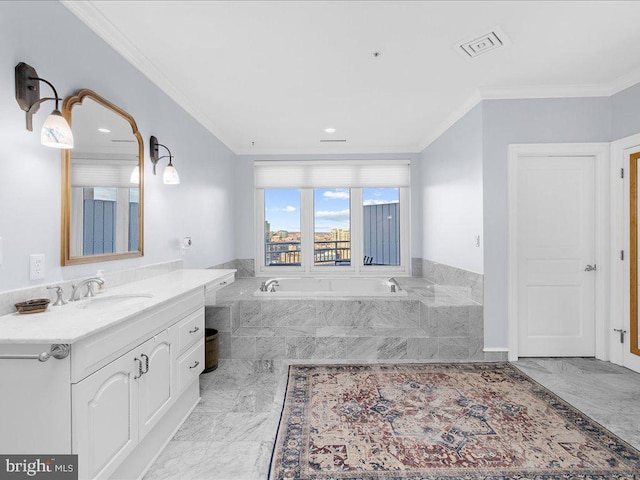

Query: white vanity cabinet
left=0, top=269, right=235, bottom=480
left=73, top=329, right=176, bottom=480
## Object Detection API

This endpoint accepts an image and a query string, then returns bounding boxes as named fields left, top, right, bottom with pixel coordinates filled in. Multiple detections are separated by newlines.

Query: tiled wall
left=412, top=258, right=483, bottom=304
left=212, top=259, right=255, bottom=278
left=0, top=260, right=182, bottom=316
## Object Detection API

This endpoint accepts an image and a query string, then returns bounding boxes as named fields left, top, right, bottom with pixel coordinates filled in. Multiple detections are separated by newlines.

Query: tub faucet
left=69, top=277, right=105, bottom=301
left=264, top=279, right=279, bottom=292
left=388, top=277, right=399, bottom=293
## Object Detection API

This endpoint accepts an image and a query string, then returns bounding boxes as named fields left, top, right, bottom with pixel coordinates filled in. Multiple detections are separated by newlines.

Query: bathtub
left=253, top=277, right=408, bottom=297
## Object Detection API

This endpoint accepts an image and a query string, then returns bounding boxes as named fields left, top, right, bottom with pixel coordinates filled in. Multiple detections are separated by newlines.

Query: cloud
left=363, top=199, right=399, bottom=206
left=315, top=209, right=350, bottom=221
left=323, top=190, right=350, bottom=200
left=275, top=206, right=296, bottom=212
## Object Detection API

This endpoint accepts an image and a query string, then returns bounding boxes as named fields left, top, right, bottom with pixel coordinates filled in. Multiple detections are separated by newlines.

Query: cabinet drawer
left=178, top=339, right=204, bottom=393
left=177, top=308, right=204, bottom=355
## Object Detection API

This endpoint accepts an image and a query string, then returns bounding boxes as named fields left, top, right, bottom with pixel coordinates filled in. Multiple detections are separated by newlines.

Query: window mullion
left=301, top=188, right=313, bottom=273
left=351, top=188, right=363, bottom=275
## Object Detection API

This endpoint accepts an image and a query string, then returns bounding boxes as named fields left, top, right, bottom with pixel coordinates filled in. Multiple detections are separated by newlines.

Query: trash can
left=203, top=328, right=219, bottom=373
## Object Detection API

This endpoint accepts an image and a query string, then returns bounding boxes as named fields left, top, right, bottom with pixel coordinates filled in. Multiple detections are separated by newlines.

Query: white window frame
left=255, top=185, right=410, bottom=277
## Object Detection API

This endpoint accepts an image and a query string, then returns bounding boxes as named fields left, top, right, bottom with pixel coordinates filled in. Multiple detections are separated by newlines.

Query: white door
left=517, top=156, right=596, bottom=357
left=138, top=330, right=174, bottom=439
left=72, top=350, right=139, bottom=480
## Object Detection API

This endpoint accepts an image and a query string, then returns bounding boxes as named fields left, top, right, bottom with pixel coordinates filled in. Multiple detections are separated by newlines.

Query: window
left=255, top=160, right=410, bottom=275
left=264, top=189, right=301, bottom=266
left=314, top=188, right=351, bottom=266
left=363, top=188, right=400, bottom=266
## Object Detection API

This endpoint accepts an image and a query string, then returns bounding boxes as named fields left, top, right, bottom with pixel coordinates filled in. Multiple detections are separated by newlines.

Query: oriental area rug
left=268, top=363, right=640, bottom=480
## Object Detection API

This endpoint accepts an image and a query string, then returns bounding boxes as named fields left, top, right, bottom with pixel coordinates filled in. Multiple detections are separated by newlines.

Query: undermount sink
left=76, top=293, right=153, bottom=310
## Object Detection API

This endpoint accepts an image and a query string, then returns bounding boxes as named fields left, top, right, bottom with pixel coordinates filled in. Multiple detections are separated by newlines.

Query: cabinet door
left=72, top=350, right=139, bottom=480
left=138, top=330, right=174, bottom=439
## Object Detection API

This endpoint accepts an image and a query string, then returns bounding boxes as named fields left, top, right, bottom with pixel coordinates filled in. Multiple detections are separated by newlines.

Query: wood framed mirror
left=630, top=151, right=640, bottom=356
left=61, top=89, right=144, bottom=265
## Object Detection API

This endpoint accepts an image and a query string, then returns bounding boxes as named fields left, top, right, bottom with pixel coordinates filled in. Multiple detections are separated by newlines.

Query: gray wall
left=418, top=103, right=484, bottom=274
left=234, top=153, right=420, bottom=260
left=611, top=82, right=640, bottom=141
left=0, top=2, right=237, bottom=291
left=482, top=97, right=612, bottom=348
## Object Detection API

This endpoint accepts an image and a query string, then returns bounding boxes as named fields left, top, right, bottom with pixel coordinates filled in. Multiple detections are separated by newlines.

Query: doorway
left=507, top=143, right=610, bottom=361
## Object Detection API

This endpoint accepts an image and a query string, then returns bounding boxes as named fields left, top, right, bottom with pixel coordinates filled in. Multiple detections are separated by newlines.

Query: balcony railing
left=265, top=241, right=351, bottom=266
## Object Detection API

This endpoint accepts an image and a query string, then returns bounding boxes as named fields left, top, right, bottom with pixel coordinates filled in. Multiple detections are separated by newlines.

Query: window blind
left=254, top=160, right=410, bottom=188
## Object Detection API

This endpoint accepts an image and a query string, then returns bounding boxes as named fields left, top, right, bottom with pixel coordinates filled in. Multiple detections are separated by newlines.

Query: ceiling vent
left=320, top=139, right=347, bottom=143
left=458, top=28, right=506, bottom=58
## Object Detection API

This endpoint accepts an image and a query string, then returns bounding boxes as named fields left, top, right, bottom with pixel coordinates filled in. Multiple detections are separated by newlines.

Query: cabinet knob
left=189, top=360, right=200, bottom=369
left=189, top=326, right=200, bottom=334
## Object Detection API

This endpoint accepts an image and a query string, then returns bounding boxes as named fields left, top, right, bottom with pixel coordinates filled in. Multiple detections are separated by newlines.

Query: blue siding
left=83, top=199, right=116, bottom=255
left=363, top=203, right=400, bottom=266
left=129, top=202, right=139, bottom=251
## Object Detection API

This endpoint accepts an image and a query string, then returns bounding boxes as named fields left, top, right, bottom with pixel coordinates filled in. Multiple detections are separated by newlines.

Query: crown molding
left=60, top=1, right=236, bottom=153
left=479, top=83, right=611, bottom=99
left=417, top=91, right=482, bottom=152
left=234, top=145, right=420, bottom=156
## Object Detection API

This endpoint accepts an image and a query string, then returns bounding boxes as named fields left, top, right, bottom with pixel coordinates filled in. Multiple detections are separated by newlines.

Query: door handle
left=189, top=326, right=200, bottom=334
left=584, top=264, right=597, bottom=272
left=614, top=328, right=627, bottom=343
left=140, top=353, right=149, bottom=374
left=134, top=358, right=144, bottom=379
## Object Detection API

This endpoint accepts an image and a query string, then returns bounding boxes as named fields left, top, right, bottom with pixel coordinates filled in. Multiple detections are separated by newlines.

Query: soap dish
left=15, top=298, right=51, bottom=314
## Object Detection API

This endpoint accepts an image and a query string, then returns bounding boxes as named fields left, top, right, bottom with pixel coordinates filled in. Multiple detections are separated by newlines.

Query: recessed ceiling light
left=324, top=127, right=336, bottom=133
left=98, top=128, right=110, bottom=133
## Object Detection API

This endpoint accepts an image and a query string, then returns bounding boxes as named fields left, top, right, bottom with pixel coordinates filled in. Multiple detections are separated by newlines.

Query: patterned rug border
left=268, top=362, right=640, bottom=480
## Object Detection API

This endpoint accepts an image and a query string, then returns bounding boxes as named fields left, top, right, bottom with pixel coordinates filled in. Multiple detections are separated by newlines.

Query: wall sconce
left=15, top=62, right=74, bottom=149
left=150, top=136, right=180, bottom=185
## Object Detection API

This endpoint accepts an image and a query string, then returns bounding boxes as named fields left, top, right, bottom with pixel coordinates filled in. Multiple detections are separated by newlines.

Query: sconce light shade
left=163, top=160, right=180, bottom=185
left=15, top=62, right=74, bottom=149
left=150, top=135, right=180, bottom=185
left=41, top=110, right=74, bottom=149
left=130, top=165, right=140, bottom=184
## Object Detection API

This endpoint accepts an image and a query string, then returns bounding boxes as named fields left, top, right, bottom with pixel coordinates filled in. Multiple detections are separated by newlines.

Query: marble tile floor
left=144, top=358, right=640, bottom=480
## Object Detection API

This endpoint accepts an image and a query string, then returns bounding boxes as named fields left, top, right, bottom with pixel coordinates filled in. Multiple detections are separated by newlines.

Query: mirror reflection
left=62, top=90, right=143, bottom=265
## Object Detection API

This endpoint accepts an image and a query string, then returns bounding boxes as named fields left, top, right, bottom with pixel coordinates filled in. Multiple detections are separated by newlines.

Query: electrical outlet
left=30, top=254, right=45, bottom=280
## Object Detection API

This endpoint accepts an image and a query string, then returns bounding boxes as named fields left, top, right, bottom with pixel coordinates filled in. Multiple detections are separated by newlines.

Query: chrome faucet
left=388, top=277, right=399, bottom=293
left=69, top=277, right=105, bottom=302
left=263, top=279, right=279, bottom=292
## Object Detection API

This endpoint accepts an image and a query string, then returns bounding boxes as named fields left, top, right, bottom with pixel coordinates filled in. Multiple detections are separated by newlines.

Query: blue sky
left=265, top=188, right=398, bottom=233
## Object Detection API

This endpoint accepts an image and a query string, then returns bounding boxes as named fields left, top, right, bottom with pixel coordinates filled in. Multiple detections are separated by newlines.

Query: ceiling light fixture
left=98, top=128, right=111, bottom=133
left=324, top=127, right=336, bottom=133
left=15, top=62, right=74, bottom=149
left=150, top=135, right=180, bottom=185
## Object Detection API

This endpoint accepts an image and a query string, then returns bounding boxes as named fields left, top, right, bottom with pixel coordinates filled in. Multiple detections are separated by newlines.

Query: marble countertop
left=0, top=269, right=235, bottom=345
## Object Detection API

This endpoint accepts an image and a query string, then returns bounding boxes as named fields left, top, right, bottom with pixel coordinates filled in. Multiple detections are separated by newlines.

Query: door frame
left=507, top=143, right=610, bottom=361
left=610, top=132, right=640, bottom=368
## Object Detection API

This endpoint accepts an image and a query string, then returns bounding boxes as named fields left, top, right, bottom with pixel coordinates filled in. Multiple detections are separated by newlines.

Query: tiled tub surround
left=0, top=259, right=183, bottom=316
left=206, top=277, right=501, bottom=362
left=412, top=258, right=483, bottom=304
left=213, top=258, right=255, bottom=278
